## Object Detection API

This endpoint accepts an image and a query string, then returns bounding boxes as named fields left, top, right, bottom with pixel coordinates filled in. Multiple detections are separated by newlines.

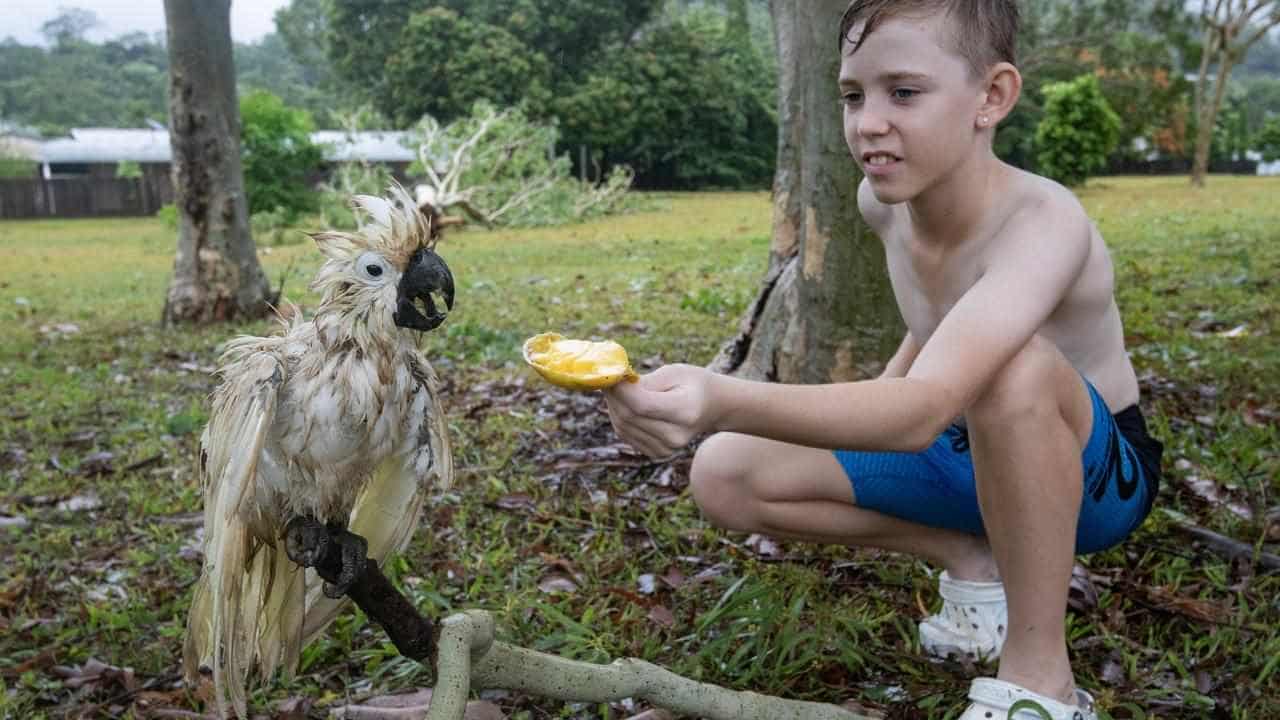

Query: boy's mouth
left=862, top=151, right=901, bottom=167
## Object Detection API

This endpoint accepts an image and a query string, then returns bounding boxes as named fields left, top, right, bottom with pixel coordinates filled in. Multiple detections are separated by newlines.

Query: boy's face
left=839, top=12, right=987, bottom=204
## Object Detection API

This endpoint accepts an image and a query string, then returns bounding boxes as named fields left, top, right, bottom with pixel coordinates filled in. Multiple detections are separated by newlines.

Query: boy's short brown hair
left=838, top=0, right=1019, bottom=78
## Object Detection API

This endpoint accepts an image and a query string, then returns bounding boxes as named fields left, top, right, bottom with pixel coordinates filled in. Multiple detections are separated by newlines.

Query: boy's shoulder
left=858, top=168, right=1094, bottom=249
left=994, top=169, right=1094, bottom=247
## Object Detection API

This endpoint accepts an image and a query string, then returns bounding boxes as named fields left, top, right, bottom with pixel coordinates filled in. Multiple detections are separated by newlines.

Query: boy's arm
left=879, top=332, right=920, bottom=379
left=707, top=206, right=1092, bottom=453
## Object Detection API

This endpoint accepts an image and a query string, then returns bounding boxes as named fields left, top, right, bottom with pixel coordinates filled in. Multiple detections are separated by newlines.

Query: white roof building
left=33, top=127, right=417, bottom=166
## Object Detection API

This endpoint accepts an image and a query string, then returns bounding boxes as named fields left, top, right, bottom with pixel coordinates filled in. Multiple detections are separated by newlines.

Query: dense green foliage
left=2, top=1, right=1277, bottom=189
left=998, top=0, right=1197, bottom=171
left=0, top=9, right=346, bottom=134
left=1035, top=74, right=1122, bottom=186
left=322, top=0, right=776, bottom=188
left=238, top=90, right=323, bottom=220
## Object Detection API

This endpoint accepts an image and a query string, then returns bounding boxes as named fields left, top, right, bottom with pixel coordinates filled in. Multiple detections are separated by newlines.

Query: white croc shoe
left=918, top=571, right=1007, bottom=661
left=960, top=678, right=1097, bottom=720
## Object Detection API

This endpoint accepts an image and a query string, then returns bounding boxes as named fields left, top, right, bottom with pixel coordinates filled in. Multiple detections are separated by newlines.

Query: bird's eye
left=355, top=252, right=391, bottom=283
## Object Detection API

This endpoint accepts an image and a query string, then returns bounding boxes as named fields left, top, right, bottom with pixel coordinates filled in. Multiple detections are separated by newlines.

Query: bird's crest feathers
left=310, top=184, right=435, bottom=269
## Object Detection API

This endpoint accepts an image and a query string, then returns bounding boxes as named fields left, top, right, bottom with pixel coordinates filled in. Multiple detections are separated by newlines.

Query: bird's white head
left=308, top=185, right=455, bottom=349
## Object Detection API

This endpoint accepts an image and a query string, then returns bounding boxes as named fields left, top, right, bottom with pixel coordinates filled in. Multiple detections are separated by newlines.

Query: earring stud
left=979, top=116, right=989, bottom=126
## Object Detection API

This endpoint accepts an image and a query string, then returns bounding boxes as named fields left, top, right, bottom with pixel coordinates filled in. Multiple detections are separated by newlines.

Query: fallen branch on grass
left=1172, top=520, right=1280, bottom=572
left=288, top=524, right=869, bottom=720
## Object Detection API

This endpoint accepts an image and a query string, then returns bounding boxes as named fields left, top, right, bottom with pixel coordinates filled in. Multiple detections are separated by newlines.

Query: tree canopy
left=3, top=1, right=1277, bottom=190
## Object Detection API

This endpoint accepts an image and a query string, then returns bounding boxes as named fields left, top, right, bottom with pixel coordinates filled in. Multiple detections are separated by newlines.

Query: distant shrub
left=0, top=155, right=34, bottom=178
left=1035, top=74, right=1121, bottom=187
left=240, top=90, right=323, bottom=222
left=116, top=160, right=142, bottom=179
left=156, top=203, right=178, bottom=229
left=1258, top=117, right=1280, bottom=163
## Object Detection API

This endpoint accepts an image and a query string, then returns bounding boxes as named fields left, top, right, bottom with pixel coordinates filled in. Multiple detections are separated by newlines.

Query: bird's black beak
left=393, top=247, right=454, bottom=331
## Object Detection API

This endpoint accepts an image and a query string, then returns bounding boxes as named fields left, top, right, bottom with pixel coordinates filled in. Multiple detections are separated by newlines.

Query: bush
left=1034, top=74, right=1122, bottom=187
left=239, top=90, right=323, bottom=222
left=1258, top=117, right=1280, bottom=163
left=155, top=203, right=178, bottom=229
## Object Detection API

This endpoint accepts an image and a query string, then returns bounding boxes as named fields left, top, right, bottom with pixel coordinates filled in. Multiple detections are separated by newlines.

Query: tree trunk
left=162, top=0, right=271, bottom=325
left=711, top=0, right=900, bottom=383
left=1191, top=45, right=1234, bottom=188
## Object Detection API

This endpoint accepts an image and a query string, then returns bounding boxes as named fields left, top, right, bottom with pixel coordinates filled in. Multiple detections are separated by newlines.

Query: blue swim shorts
left=833, top=380, right=1163, bottom=554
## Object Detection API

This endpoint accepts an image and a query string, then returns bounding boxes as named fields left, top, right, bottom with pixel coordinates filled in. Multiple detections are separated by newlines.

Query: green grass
left=0, top=178, right=1277, bottom=719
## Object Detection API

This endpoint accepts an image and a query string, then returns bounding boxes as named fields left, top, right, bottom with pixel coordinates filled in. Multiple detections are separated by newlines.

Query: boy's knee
left=690, top=432, right=757, bottom=531
left=969, top=335, right=1071, bottom=424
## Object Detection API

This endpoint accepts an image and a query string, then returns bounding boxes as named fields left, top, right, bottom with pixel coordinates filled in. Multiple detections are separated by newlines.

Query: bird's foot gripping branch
left=283, top=516, right=435, bottom=662
left=283, top=516, right=870, bottom=720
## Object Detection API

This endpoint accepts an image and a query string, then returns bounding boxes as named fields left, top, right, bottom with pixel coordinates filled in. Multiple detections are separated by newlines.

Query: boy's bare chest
left=883, top=233, right=986, bottom=340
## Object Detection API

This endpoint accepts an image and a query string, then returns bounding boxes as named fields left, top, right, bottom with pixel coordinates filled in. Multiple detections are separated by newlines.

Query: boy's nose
left=857, top=108, right=890, bottom=137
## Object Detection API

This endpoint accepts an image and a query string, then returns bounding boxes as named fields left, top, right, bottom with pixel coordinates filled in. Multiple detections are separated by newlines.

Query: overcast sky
left=1, top=1, right=293, bottom=46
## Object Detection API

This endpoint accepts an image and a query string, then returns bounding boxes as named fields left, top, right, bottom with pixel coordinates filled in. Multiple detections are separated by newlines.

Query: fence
left=0, top=176, right=173, bottom=219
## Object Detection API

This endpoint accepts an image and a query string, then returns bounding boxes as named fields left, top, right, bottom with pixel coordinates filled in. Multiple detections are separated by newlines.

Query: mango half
left=522, top=332, right=640, bottom=391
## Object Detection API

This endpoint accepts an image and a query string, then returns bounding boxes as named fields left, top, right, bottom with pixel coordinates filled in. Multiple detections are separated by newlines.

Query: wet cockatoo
left=183, top=187, right=455, bottom=718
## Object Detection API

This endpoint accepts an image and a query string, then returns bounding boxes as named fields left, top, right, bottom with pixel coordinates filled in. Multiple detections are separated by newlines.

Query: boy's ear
left=977, top=62, right=1022, bottom=128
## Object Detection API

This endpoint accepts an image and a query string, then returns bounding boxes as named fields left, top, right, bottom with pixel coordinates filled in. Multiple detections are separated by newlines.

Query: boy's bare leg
left=690, top=434, right=1000, bottom=583
left=966, top=335, right=1094, bottom=705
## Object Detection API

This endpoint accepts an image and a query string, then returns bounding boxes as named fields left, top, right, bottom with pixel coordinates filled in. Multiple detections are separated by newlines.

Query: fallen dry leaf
left=52, top=656, right=137, bottom=694
left=537, top=573, right=578, bottom=594
left=647, top=604, right=676, bottom=629
left=494, top=493, right=536, bottom=512
left=1142, top=586, right=1231, bottom=624
left=1068, top=563, right=1099, bottom=612
left=277, top=695, right=313, bottom=719
left=743, top=533, right=783, bottom=559
left=56, top=493, right=103, bottom=512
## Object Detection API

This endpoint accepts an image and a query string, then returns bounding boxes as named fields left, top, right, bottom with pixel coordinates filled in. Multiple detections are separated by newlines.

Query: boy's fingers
left=618, top=422, right=670, bottom=459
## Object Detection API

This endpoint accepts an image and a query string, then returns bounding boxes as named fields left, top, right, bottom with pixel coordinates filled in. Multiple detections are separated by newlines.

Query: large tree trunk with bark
left=162, top=0, right=271, bottom=325
left=711, top=0, right=900, bottom=383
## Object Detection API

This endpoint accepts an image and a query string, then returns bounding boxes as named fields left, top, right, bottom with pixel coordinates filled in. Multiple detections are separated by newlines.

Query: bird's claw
left=284, top=516, right=370, bottom=598
left=322, top=525, right=368, bottom=599
left=284, top=516, right=330, bottom=568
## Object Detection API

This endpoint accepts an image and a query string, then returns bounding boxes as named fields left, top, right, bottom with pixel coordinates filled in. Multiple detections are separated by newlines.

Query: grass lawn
left=0, top=176, right=1277, bottom=719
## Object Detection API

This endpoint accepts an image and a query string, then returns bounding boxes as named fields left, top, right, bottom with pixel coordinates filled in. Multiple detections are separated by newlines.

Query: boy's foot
left=960, top=678, right=1097, bottom=720
left=918, top=571, right=1007, bottom=661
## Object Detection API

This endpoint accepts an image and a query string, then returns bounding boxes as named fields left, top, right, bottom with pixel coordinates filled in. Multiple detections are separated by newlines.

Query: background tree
left=39, top=7, right=99, bottom=46
left=238, top=90, right=323, bottom=221
left=554, top=7, right=777, bottom=188
left=1190, top=0, right=1280, bottom=186
left=161, top=0, right=271, bottom=325
left=1035, top=74, right=1123, bottom=186
left=999, top=0, right=1197, bottom=171
left=711, top=0, right=899, bottom=382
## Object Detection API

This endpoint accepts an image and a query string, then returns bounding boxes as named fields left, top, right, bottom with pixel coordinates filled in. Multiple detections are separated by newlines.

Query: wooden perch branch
left=291, top=527, right=869, bottom=720
left=433, top=610, right=869, bottom=720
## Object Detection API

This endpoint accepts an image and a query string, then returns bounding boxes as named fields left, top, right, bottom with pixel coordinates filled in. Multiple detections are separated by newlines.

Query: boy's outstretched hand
left=603, top=363, right=725, bottom=459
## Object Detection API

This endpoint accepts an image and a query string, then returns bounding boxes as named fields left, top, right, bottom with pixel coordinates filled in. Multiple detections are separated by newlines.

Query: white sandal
left=918, top=571, right=1007, bottom=661
left=960, top=678, right=1097, bottom=720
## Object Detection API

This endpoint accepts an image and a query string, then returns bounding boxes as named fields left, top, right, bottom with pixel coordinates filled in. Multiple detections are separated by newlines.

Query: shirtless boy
left=603, top=1, right=1163, bottom=718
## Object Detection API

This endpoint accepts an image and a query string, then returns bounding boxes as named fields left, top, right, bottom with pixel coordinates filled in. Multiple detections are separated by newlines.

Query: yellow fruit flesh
left=523, top=333, right=639, bottom=390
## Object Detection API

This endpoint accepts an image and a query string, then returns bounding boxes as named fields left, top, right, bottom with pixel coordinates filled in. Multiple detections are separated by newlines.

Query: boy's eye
left=892, top=88, right=919, bottom=100
left=841, top=91, right=864, bottom=105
